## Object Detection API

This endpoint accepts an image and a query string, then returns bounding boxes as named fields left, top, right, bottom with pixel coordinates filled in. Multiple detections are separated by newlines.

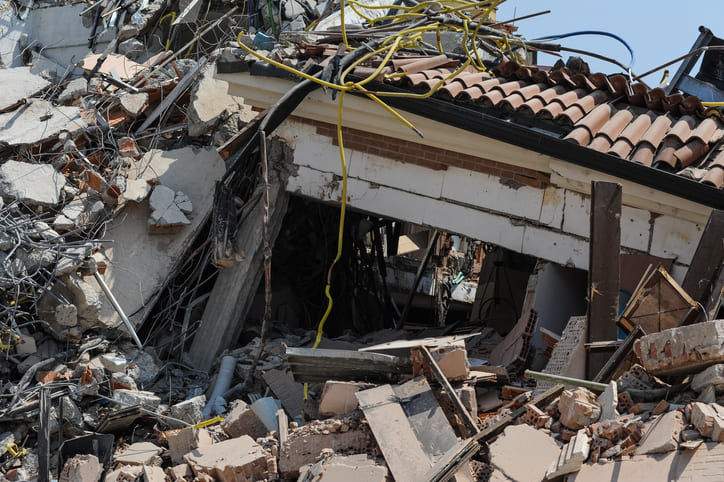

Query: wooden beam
left=682, top=209, right=724, bottom=305
left=285, top=347, right=411, bottom=384
left=188, top=182, right=288, bottom=370
left=587, top=181, right=622, bottom=379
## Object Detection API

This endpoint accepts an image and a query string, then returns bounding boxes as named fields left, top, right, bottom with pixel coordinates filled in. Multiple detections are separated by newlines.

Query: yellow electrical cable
left=304, top=87, right=350, bottom=403
left=341, top=0, right=349, bottom=48
left=702, top=102, right=724, bottom=107
left=158, top=12, right=177, bottom=51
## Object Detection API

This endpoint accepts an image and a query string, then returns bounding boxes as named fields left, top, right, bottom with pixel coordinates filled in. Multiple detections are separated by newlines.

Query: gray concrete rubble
left=0, top=0, right=722, bottom=480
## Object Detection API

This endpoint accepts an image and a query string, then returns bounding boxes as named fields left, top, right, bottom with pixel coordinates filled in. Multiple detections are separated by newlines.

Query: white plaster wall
left=279, top=120, right=703, bottom=281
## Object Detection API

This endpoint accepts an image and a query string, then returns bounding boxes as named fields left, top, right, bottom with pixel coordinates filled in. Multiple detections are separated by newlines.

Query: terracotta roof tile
left=373, top=58, right=724, bottom=188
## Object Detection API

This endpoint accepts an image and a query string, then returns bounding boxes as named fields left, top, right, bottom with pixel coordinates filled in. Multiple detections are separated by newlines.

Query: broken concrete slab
left=87, top=146, right=225, bottom=330
left=148, top=184, right=191, bottom=233
left=489, top=424, right=560, bottom=482
left=634, top=320, right=724, bottom=376
left=167, top=427, right=213, bottom=465
left=427, top=340, right=469, bottom=381
left=221, top=400, right=268, bottom=439
left=184, top=435, right=269, bottom=482
left=123, top=179, right=152, bottom=203
left=297, top=453, right=391, bottom=482
left=0, top=67, right=51, bottom=111
left=59, top=454, right=103, bottom=482
left=115, top=442, right=162, bottom=466
left=187, top=64, right=244, bottom=137
left=0, top=160, right=66, bottom=206
left=546, top=429, right=590, bottom=479
left=167, top=464, right=193, bottom=481
left=559, top=388, right=601, bottom=430
left=279, top=416, right=374, bottom=478
left=0, top=100, right=87, bottom=147
left=636, top=410, right=683, bottom=454
left=597, top=381, right=619, bottom=423
left=692, top=364, right=724, bottom=393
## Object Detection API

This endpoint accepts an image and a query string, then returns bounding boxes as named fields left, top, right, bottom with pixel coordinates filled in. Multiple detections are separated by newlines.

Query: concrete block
left=124, top=179, right=152, bottom=202
left=168, top=395, right=206, bottom=429
left=692, top=364, right=724, bottom=393
left=636, top=410, right=683, bottom=454
left=99, top=354, right=127, bottom=373
left=187, top=64, right=242, bottom=137
left=15, top=331, right=37, bottom=355
left=221, top=400, right=268, bottom=439
left=167, top=427, right=213, bottom=465
left=546, top=429, right=590, bottom=479
left=318, top=381, right=364, bottom=417
left=687, top=402, right=724, bottom=441
left=184, top=435, right=268, bottom=482
left=428, top=340, right=469, bottom=381
left=115, top=442, right=162, bottom=466
left=559, top=388, right=601, bottom=430
left=634, top=320, right=724, bottom=376
left=112, top=389, right=161, bottom=410
left=59, top=454, right=103, bottom=482
left=0, top=160, right=66, bottom=206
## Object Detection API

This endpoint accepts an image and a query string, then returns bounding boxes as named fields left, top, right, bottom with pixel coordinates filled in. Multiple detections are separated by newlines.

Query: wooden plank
left=262, top=369, right=304, bottom=420
left=285, top=347, right=411, bottom=384
left=682, top=210, right=724, bottom=304
left=356, top=384, right=432, bottom=482
left=276, top=409, right=288, bottom=445
left=188, top=182, right=288, bottom=370
left=587, top=181, right=622, bottom=379
left=418, top=346, right=480, bottom=437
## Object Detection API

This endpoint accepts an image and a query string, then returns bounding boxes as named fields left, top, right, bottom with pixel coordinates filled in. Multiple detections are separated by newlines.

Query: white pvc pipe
left=202, top=355, right=237, bottom=417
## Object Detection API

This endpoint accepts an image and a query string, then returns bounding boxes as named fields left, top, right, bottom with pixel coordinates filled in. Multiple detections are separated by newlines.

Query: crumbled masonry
left=1, top=0, right=724, bottom=480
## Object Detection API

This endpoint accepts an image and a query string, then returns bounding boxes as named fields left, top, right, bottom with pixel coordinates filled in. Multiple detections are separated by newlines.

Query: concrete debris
left=634, top=320, right=724, bottom=376
left=59, top=454, right=103, bottom=482
left=184, top=435, right=270, bottom=481
left=559, top=388, right=601, bottom=430
left=546, top=429, right=590, bottom=479
left=114, top=442, right=162, bottom=466
left=0, top=2, right=721, bottom=481
left=636, top=410, right=684, bottom=454
left=0, top=160, right=66, bottom=206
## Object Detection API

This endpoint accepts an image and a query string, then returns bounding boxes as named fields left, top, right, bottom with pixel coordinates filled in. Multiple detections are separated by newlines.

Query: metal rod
left=93, top=271, right=143, bottom=349
left=399, top=229, right=440, bottom=327
left=38, top=386, right=51, bottom=482
left=523, top=369, right=608, bottom=392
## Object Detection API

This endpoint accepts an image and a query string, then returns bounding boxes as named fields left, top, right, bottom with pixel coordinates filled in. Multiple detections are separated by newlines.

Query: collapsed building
left=1, top=0, right=724, bottom=480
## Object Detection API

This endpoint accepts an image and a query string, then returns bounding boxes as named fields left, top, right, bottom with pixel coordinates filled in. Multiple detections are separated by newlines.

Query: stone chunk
left=113, top=389, right=161, bottom=410
left=59, top=454, right=102, bottom=482
left=142, top=465, right=166, bottom=482
left=0, top=160, right=66, bottom=206
left=546, top=429, right=590, bottom=479
left=167, top=427, right=213, bottom=465
left=168, top=395, right=206, bottom=429
left=221, top=400, right=268, bottom=439
left=597, top=381, right=619, bottom=422
left=634, top=320, right=724, bottom=376
left=115, top=442, right=162, bottom=466
left=123, top=179, right=151, bottom=203
left=692, top=364, right=724, bottom=393
left=559, top=388, right=601, bottom=430
left=184, top=435, right=268, bottom=482
left=297, top=453, right=390, bottom=481
left=318, top=381, right=365, bottom=417
left=167, top=463, right=193, bottom=481
left=119, top=92, right=149, bottom=117
left=636, top=410, right=683, bottom=454
left=687, top=402, right=724, bottom=441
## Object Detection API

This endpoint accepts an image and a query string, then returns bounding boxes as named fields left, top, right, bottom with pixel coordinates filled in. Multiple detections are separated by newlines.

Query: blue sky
left=496, top=1, right=723, bottom=85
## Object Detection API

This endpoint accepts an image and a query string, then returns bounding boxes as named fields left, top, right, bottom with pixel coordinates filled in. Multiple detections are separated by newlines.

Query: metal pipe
left=523, top=369, right=608, bottom=392
left=93, top=271, right=143, bottom=349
